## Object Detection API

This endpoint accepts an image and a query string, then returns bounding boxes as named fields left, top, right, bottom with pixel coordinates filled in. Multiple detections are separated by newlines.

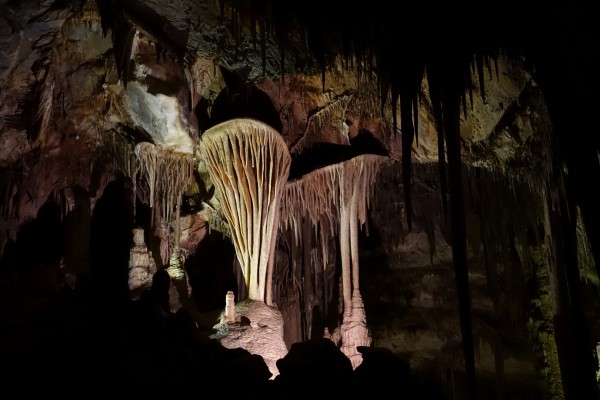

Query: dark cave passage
left=89, top=175, right=134, bottom=307
left=185, top=229, right=238, bottom=313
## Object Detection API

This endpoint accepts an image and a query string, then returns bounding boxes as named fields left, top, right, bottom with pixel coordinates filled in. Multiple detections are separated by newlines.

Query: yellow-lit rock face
left=125, top=33, right=195, bottom=154
left=125, top=81, right=194, bottom=153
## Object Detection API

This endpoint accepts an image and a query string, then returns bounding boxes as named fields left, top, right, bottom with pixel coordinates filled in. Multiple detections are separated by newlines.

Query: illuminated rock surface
left=1, top=2, right=600, bottom=399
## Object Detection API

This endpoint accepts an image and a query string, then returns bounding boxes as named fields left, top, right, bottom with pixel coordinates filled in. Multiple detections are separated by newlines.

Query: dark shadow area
left=62, top=185, right=92, bottom=278
left=89, top=175, right=134, bottom=308
left=310, top=304, right=327, bottom=340
left=14, top=195, right=64, bottom=270
left=354, top=346, right=415, bottom=395
left=181, top=169, right=214, bottom=215
left=199, top=65, right=283, bottom=134
left=134, top=195, right=152, bottom=229
left=289, top=142, right=355, bottom=180
left=185, top=229, right=238, bottom=313
left=270, top=337, right=353, bottom=398
left=289, top=129, right=388, bottom=180
left=350, top=128, right=389, bottom=157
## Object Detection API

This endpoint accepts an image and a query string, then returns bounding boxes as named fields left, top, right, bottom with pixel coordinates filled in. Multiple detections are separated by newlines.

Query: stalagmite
left=166, top=194, right=186, bottom=282
left=127, top=227, right=156, bottom=297
left=198, top=118, right=291, bottom=303
left=222, top=290, right=236, bottom=323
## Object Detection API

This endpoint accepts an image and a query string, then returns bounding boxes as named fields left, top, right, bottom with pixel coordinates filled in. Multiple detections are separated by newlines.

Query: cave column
left=340, top=160, right=372, bottom=369
left=339, top=169, right=353, bottom=314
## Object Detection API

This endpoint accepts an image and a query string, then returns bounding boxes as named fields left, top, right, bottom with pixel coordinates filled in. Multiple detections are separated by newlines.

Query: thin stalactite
left=442, top=72, right=477, bottom=400
left=400, top=92, right=414, bottom=232
left=134, top=142, right=194, bottom=269
left=426, top=65, right=448, bottom=219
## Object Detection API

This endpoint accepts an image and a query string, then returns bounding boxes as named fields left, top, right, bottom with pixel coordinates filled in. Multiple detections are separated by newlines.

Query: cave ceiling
left=0, top=0, right=558, bottom=233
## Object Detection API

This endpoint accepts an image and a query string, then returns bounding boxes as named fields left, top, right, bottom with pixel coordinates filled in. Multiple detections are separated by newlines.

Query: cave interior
left=1, top=1, right=600, bottom=399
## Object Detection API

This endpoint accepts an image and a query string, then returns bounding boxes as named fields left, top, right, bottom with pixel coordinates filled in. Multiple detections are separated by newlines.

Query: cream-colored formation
left=134, top=142, right=195, bottom=311
left=134, top=142, right=194, bottom=228
left=198, top=118, right=291, bottom=304
left=280, top=153, right=388, bottom=367
left=222, top=290, right=236, bottom=323
left=128, top=227, right=156, bottom=295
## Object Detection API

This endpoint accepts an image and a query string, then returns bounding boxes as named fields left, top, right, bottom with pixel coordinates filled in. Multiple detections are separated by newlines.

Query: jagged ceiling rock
left=0, top=0, right=551, bottom=258
left=126, top=32, right=195, bottom=152
left=0, top=0, right=543, bottom=170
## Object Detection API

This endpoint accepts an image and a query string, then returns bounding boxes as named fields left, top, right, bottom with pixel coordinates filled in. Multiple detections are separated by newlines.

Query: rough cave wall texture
left=1, top=1, right=600, bottom=399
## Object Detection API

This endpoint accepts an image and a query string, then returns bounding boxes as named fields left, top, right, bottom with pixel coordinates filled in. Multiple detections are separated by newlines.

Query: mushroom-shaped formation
left=198, top=118, right=291, bottom=303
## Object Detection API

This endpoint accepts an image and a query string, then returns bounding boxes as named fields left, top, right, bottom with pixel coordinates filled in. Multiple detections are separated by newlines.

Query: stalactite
left=281, top=163, right=341, bottom=268
left=134, top=141, right=194, bottom=245
left=426, top=66, right=448, bottom=218
left=280, top=154, right=387, bottom=274
left=442, top=71, right=477, bottom=400
left=400, top=92, right=414, bottom=232
left=0, top=169, right=20, bottom=231
left=576, top=206, right=598, bottom=284
left=167, top=193, right=185, bottom=277
left=31, top=74, right=54, bottom=148
left=110, top=130, right=137, bottom=187
left=260, top=18, right=267, bottom=77
left=413, top=95, right=420, bottom=148
left=349, top=170, right=360, bottom=291
left=341, top=155, right=380, bottom=368
left=200, top=201, right=231, bottom=238
left=280, top=153, right=385, bottom=366
left=523, top=195, right=565, bottom=400
left=157, top=150, right=194, bottom=226
left=135, top=142, right=158, bottom=210
left=339, top=168, right=352, bottom=312
left=184, top=56, right=215, bottom=113
left=475, top=53, right=486, bottom=103
left=110, top=1, right=135, bottom=87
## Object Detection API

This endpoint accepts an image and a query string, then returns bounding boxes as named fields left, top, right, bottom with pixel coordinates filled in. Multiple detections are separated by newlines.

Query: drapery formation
left=134, top=142, right=195, bottom=227
left=198, top=118, right=291, bottom=303
left=134, top=142, right=194, bottom=268
left=280, top=153, right=388, bottom=367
